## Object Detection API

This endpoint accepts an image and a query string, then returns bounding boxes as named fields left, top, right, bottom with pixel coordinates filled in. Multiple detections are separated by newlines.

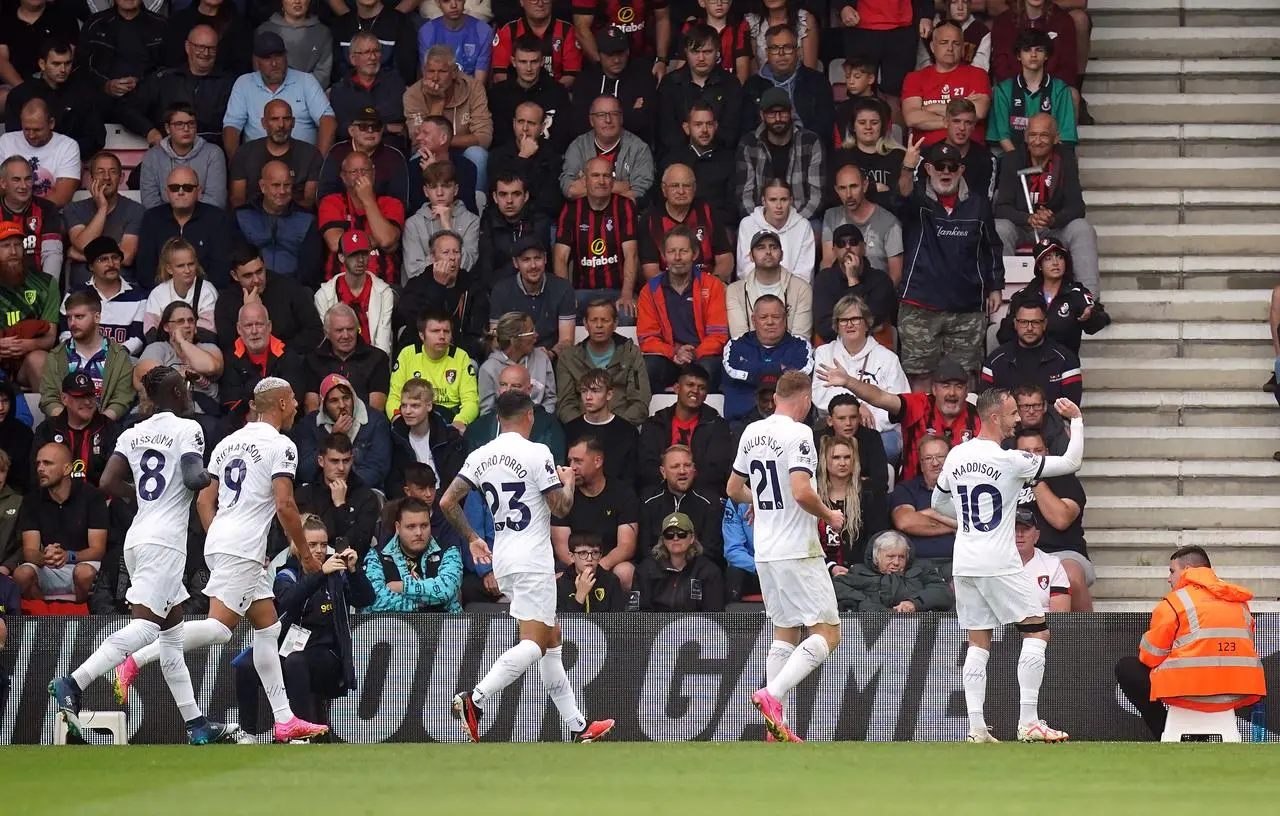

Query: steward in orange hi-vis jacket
left=1139, top=564, right=1266, bottom=713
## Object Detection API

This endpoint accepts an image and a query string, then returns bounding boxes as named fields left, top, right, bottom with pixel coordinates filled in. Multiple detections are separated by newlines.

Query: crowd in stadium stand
left=0, top=0, right=1115, bottom=635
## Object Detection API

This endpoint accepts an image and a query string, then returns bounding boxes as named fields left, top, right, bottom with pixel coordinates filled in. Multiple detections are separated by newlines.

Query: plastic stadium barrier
left=4, top=613, right=1278, bottom=744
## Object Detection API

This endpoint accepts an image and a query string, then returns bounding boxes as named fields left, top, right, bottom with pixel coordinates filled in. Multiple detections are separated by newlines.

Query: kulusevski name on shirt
left=739, top=434, right=784, bottom=458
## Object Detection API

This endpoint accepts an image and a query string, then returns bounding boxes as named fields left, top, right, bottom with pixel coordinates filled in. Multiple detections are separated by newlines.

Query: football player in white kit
left=725, top=371, right=845, bottom=743
left=49, top=367, right=239, bottom=744
left=931, top=388, right=1084, bottom=744
left=112, top=377, right=330, bottom=744
left=439, top=390, right=615, bottom=744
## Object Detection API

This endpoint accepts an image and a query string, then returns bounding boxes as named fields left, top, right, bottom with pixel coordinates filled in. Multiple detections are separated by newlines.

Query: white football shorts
left=757, top=556, right=841, bottom=628
left=954, top=573, right=1045, bottom=631
left=498, top=571, right=557, bottom=627
left=124, top=543, right=190, bottom=616
left=203, top=552, right=274, bottom=616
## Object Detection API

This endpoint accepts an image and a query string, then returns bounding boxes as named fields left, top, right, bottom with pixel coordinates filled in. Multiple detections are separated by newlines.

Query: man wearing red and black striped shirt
left=679, top=0, right=750, bottom=82
left=574, top=0, right=671, bottom=69
left=0, top=157, right=64, bottom=280
left=553, top=157, right=639, bottom=324
left=638, top=163, right=732, bottom=282
left=490, top=0, right=583, bottom=86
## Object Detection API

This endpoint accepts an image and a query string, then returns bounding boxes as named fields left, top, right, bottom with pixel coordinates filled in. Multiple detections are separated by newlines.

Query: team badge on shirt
left=1038, top=575, right=1050, bottom=590
left=446, top=369, right=457, bottom=384
left=285, top=447, right=296, bottom=462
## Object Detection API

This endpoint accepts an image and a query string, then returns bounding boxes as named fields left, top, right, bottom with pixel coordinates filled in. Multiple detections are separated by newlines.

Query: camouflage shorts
left=897, top=303, right=986, bottom=376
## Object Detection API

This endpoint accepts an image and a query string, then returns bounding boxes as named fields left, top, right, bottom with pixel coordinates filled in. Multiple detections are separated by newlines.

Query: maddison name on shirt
left=949, top=460, right=1002, bottom=482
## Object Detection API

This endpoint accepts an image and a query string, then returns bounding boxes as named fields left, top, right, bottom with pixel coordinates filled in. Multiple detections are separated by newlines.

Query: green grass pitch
left=0, top=742, right=1274, bottom=815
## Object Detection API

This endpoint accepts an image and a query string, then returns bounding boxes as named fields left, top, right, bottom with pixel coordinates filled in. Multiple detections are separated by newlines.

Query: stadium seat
left=1161, top=706, right=1242, bottom=743
left=54, top=710, right=128, bottom=745
left=20, top=599, right=87, bottom=615
left=25, top=392, right=44, bottom=428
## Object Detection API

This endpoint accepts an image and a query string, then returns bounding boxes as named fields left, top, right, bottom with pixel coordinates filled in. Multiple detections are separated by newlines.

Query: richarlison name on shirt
left=220, top=441, right=265, bottom=464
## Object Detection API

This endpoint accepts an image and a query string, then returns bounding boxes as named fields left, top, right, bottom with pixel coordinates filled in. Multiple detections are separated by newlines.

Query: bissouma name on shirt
left=950, top=460, right=1002, bottom=481
left=474, top=453, right=529, bottom=480
left=126, top=433, right=177, bottom=451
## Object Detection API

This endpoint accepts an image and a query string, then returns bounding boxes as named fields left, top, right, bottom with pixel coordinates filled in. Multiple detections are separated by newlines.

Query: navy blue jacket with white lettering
left=895, top=176, right=1005, bottom=314
left=720, top=330, right=815, bottom=422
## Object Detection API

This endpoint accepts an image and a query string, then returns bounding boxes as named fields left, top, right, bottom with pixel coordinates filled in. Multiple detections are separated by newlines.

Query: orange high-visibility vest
left=1138, top=567, right=1266, bottom=712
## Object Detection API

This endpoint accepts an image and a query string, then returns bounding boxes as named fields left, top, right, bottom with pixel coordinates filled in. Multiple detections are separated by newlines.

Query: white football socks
left=765, top=640, right=796, bottom=723
left=963, top=645, right=990, bottom=731
left=766, top=634, right=829, bottom=700
left=1017, top=638, right=1048, bottom=726
left=473, top=639, right=543, bottom=706
left=72, top=619, right=161, bottom=690
left=158, top=622, right=202, bottom=722
left=128, top=618, right=232, bottom=668
left=252, top=622, right=294, bottom=724
left=538, top=646, right=587, bottom=733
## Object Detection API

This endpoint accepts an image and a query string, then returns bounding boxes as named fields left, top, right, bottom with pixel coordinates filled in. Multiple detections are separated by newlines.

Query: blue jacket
left=235, top=202, right=324, bottom=287
left=458, top=490, right=495, bottom=577
left=294, top=402, right=393, bottom=491
left=896, top=178, right=1004, bottom=314
left=722, top=501, right=756, bottom=573
left=720, top=331, right=815, bottom=421
left=364, top=535, right=463, bottom=613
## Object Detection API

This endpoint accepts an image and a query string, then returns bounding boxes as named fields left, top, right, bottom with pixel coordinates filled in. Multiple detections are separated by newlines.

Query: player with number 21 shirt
left=726, top=370, right=843, bottom=743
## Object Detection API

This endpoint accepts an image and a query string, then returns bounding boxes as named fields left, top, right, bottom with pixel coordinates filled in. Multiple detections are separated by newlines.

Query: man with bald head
left=318, top=149, right=405, bottom=283
left=136, top=165, right=236, bottom=288
left=14, top=443, right=109, bottom=602
left=993, top=111, right=1100, bottom=295
left=219, top=297, right=309, bottom=423
left=228, top=99, right=323, bottom=210
left=463, top=363, right=567, bottom=463
left=0, top=97, right=80, bottom=206
left=487, top=100, right=565, bottom=221
left=560, top=94, right=654, bottom=202
left=3, top=37, right=104, bottom=158
left=639, top=162, right=733, bottom=282
left=120, top=24, right=238, bottom=149
left=554, top=156, right=639, bottom=323
left=235, top=159, right=323, bottom=285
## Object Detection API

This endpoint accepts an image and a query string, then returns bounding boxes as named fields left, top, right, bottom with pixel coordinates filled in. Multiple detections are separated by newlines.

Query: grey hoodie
left=402, top=199, right=481, bottom=281
left=258, top=14, right=334, bottom=89
left=139, top=136, right=228, bottom=210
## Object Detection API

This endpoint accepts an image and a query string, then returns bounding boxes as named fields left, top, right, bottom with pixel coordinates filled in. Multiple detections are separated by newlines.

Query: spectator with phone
left=234, top=513, right=374, bottom=737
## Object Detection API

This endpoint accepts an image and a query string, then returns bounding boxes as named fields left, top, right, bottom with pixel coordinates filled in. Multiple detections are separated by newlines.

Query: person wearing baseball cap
left=995, top=238, right=1109, bottom=357
left=811, top=218, right=897, bottom=346
left=223, top=30, right=336, bottom=154
left=30, top=370, right=119, bottom=487
left=738, top=76, right=827, bottom=223
left=316, top=100, right=410, bottom=205
left=292, top=370, right=394, bottom=491
left=1014, top=507, right=1072, bottom=615
left=571, top=26, right=657, bottom=143
left=0, top=218, right=59, bottom=390
left=632, top=512, right=726, bottom=613
left=725, top=228, right=813, bottom=339
left=314, top=229, right=395, bottom=356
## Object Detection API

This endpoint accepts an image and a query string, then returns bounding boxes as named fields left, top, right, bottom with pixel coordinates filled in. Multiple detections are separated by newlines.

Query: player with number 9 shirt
left=726, top=370, right=844, bottom=743
left=931, top=388, right=1084, bottom=744
left=110, top=377, right=331, bottom=744
left=50, top=366, right=240, bottom=745
left=439, top=390, right=615, bottom=744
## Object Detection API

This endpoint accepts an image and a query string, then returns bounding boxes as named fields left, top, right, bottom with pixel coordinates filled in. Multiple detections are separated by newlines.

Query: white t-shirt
left=408, top=425, right=436, bottom=476
left=731, top=413, right=822, bottom=562
left=458, top=431, right=561, bottom=578
left=115, top=412, right=205, bottom=552
left=937, top=439, right=1045, bottom=577
left=1022, top=548, right=1070, bottom=613
left=205, top=421, right=298, bottom=561
left=0, top=132, right=81, bottom=199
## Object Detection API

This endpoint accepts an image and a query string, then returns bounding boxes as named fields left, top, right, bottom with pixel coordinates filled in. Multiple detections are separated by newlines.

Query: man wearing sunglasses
left=317, top=106, right=411, bottom=206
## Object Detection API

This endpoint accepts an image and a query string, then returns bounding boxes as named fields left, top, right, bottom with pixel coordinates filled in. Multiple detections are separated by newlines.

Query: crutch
left=1017, top=166, right=1045, bottom=243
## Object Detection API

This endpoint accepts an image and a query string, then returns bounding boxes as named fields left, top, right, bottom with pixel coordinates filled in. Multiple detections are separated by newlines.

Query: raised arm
left=1039, top=400, right=1084, bottom=478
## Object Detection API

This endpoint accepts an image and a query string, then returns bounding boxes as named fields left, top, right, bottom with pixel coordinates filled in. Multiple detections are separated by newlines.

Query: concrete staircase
left=1073, top=0, right=1280, bottom=610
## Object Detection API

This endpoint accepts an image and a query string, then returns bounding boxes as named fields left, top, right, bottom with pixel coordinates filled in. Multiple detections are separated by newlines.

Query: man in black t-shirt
left=551, top=435, right=640, bottom=591
left=227, top=100, right=323, bottom=210
left=1014, top=428, right=1092, bottom=612
left=13, top=443, right=109, bottom=603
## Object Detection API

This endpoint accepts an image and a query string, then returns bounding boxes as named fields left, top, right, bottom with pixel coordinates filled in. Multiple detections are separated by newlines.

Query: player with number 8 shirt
left=931, top=388, right=1084, bottom=744
left=726, top=370, right=843, bottom=743
left=50, top=366, right=240, bottom=744
left=109, top=377, right=331, bottom=744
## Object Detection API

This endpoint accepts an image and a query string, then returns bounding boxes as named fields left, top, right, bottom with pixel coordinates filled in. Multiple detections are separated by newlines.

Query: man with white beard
left=893, top=138, right=1004, bottom=392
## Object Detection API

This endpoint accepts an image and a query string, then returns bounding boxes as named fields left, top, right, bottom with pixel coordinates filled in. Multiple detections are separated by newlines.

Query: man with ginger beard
left=0, top=223, right=58, bottom=391
left=830, top=356, right=981, bottom=482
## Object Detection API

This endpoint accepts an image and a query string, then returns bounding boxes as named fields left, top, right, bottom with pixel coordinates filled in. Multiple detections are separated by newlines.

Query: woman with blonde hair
left=144, top=237, right=218, bottom=335
left=816, top=434, right=888, bottom=574
left=478, top=311, right=556, bottom=414
left=633, top=513, right=725, bottom=613
left=829, top=97, right=905, bottom=207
